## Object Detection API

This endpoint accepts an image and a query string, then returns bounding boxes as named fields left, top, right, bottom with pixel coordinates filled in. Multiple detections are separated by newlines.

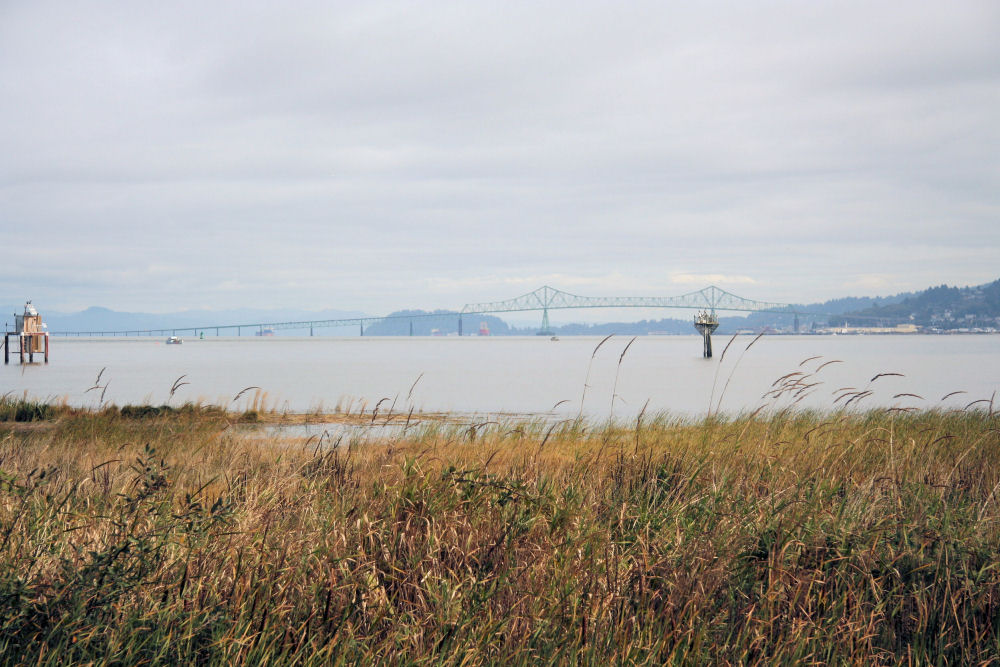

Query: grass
left=0, top=395, right=999, bottom=664
left=0, top=395, right=57, bottom=422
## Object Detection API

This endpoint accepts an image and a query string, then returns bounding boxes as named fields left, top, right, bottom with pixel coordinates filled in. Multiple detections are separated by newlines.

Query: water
left=2, top=335, right=998, bottom=418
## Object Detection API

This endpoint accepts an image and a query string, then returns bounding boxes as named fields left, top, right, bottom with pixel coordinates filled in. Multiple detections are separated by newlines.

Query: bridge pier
left=458, top=317, right=462, bottom=336
left=536, top=307, right=554, bottom=336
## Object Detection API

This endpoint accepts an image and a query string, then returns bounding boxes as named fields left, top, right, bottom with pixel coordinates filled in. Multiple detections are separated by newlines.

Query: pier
left=4, top=302, right=49, bottom=364
left=693, top=310, right=720, bottom=358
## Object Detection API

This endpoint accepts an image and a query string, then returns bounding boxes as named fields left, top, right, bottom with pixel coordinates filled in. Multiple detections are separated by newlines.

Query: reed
left=1, top=397, right=999, bottom=664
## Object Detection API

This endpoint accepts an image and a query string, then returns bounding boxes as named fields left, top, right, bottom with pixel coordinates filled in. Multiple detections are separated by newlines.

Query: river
left=2, top=335, right=997, bottom=418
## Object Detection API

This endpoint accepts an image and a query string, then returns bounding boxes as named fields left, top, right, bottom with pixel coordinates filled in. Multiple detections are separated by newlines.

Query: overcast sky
left=2, top=1, right=998, bottom=315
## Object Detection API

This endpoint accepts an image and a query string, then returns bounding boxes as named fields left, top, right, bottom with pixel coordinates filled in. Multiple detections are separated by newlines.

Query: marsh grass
left=0, top=395, right=56, bottom=422
left=1, top=397, right=999, bottom=664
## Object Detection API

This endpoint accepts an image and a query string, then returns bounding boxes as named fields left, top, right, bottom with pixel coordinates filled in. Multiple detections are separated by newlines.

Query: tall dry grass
left=1, top=396, right=999, bottom=664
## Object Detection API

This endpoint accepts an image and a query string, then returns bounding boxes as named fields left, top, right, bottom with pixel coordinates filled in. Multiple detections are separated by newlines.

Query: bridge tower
left=693, top=311, right=719, bottom=358
left=537, top=306, right=554, bottom=336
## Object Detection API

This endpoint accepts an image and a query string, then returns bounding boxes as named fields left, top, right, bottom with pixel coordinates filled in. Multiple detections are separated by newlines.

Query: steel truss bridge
left=49, top=285, right=801, bottom=337
left=459, top=285, right=796, bottom=335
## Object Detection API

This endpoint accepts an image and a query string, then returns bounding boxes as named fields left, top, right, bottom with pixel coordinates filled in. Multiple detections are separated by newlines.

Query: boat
left=166, top=336, right=182, bottom=345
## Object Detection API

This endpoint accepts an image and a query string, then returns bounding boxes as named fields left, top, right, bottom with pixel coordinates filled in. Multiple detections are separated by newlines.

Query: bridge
left=459, top=285, right=796, bottom=335
left=48, top=285, right=800, bottom=338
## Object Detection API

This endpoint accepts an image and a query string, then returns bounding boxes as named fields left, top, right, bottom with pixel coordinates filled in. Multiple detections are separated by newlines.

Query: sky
left=2, top=1, right=998, bottom=316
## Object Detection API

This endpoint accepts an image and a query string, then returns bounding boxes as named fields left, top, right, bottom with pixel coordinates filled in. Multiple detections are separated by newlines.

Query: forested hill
left=362, top=311, right=513, bottom=336
left=831, top=279, right=1000, bottom=328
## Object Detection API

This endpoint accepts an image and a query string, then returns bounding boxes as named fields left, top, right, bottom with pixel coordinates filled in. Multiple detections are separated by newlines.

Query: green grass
left=0, top=403, right=998, bottom=664
left=0, top=395, right=56, bottom=422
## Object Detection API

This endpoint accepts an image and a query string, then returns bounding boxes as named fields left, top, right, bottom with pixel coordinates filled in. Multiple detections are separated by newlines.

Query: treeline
left=830, top=279, right=1000, bottom=327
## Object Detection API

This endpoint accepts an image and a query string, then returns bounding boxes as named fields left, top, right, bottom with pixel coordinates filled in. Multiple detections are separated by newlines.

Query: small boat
left=166, top=336, right=182, bottom=345
left=550, top=336, right=559, bottom=341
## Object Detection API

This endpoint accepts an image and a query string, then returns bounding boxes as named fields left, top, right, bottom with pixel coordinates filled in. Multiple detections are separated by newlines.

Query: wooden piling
left=44, top=334, right=49, bottom=363
left=3, top=334, right=8, bottom=365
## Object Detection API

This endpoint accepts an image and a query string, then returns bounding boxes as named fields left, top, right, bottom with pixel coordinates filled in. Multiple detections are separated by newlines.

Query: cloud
left=844, top=275, right=898, bottom=294
left=669, top=274, right=757, bottom=287
left=0, top=2, right=997, bottom=314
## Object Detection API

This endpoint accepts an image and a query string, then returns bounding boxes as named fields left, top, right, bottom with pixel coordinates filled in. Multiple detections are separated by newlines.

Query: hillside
left=361, top=311, right=513, bottom=336
left=831, top=279, right=1000, bottom=329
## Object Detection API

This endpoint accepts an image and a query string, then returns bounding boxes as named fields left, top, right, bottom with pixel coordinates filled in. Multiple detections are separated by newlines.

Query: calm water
left=2, top=335, right=998, bottom=418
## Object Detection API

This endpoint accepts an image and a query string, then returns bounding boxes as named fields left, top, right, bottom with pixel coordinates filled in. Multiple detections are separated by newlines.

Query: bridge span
left=49, top=284, right=799, bottom=340
left=459, top=285, right=796, bottom=336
